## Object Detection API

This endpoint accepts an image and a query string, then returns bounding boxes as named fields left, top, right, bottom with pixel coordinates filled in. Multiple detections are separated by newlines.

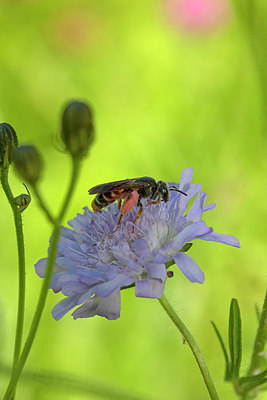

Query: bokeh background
left=0, top=0, right=267, bottom=399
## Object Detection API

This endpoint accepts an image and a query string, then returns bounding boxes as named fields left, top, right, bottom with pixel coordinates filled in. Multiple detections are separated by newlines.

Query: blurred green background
left=0, top=0, right=266, bottom=399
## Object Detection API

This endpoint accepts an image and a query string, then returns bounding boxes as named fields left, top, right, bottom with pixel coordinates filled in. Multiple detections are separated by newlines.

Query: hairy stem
left=3, top=156, right=81, bottom=400
left=158, top=294, right=219, bottom=400
left=31, top=184, right=55, bottom=224
left=0, top=167, right=26, bottom=399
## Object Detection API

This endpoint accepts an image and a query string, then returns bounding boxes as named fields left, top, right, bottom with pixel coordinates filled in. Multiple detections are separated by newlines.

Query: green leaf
left=254, top=302, right=267, bottom=370
left=165, top=260, right=175, bottom=269
left=239, top=369, right=267, bottom=392
left=211, top=321, right=231, bottom=381
left=228, top=298, right=242, bottom=378
left=255, top=303, right=261, bottom=323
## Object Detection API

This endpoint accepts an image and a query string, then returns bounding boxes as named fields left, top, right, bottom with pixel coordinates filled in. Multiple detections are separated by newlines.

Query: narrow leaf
left=211, top=321, right=231, bottom=381
left=240, top=378, right=267, bottom=392
left=180, top=243, right=193, bottom=253
left=228, top=298, right=242, bottom=378
left=241, top=369, right=267, bottom=382
left=239, top=369, right=267, bottom=392
left=255, top=303, right=261, bottom=323
left=247, top=290, right=267, bottom=376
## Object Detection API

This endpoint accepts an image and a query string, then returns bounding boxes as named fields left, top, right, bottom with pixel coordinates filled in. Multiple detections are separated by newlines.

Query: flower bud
left=14, top=184, right=31, bottom=212
left=0, top=123, right=18, bottom=168
left=13, top=145, right=43, bottom=185
left=61, top=100, right=94, bottom=158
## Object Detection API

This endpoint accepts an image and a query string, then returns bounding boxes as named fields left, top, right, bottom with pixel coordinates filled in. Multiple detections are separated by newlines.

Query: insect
left=88, top=177, right=187, bottom=230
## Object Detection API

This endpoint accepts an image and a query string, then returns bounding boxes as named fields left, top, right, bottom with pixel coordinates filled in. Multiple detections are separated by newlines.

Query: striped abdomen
left=91, top=193, right=115, bottom=211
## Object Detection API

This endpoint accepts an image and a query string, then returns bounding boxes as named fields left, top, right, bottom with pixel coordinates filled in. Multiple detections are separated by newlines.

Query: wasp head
left=157, top=181, right=170, bottom=202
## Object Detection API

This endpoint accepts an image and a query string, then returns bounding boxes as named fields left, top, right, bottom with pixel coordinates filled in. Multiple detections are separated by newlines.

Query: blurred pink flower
left=46, top=7, right=103, bottom=55
left=165, top=0, right=230, bottom=33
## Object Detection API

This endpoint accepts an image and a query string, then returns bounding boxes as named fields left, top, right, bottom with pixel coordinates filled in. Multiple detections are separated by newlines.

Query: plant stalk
left=158, top=294, right=219, bottom=400
left=3, top=156, right=80, bottom=400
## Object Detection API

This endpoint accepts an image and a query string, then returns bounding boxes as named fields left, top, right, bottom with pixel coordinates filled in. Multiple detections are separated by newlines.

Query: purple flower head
left=35, top=168, right=240, bottom=321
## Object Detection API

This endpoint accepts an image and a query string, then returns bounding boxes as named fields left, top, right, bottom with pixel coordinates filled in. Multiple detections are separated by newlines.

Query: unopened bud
left=14, top=184, right=31, bottom=212
left=61, top=100, right=94, bottom=158
left=13, top=145, right=43, bottom=185
left=0, top=123, right=18, bottom=168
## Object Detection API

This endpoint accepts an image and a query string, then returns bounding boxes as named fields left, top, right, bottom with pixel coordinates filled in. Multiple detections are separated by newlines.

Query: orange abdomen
left=121, top=190, right=139, bottom=215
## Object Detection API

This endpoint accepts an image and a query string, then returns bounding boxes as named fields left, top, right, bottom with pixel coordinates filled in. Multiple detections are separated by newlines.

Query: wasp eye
left=157, top=181, right=170, bottom=202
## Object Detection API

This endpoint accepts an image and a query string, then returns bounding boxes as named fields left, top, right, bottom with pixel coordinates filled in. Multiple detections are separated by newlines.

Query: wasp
left=89, top=177, right=187, bottom=230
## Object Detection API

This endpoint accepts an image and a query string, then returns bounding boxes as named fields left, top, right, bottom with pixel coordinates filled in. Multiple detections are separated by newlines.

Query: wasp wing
left=88, top=178, right=138, bottom=195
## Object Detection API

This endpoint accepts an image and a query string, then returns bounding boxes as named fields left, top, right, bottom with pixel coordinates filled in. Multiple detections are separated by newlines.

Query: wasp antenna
left=169, top=186, right=187, bottom=196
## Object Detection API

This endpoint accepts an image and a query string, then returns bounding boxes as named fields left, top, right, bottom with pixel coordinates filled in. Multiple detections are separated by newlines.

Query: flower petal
left=72, top=296, right=100, bottom=319
left=34, top=258, right=47, bottom=278
left=72, top=290, right=121, bottom=320
left=203, top=203, right=216, bottom=212
left=135, top=278, right=165, bottom=298
left=145, top=263, right=167, bottom=281
left=170, top=220, right=211, bottom=254
left=180, top=167, right=193, bottom=187
left=201, top=231, right=240, bottom=247
left=52, top=294, right=81, bottom=320
left=35, top=258, right=63, bottom=277
left=95, top=290, right=121, bottom=319
left=94, top=274, right=134, bottom=298
left=174, top=253, right=205, bottom=283
left=186, top=192, right=207, bottom=222
left=153, top=250, right=170, bottom=264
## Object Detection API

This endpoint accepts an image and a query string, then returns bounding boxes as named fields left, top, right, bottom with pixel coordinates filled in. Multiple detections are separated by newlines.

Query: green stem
left=158, top=294, right=219, bottom=400
left=0, top=363, right=156, bottom=400
left=3, top=156, right=81, bottom=400
left=57, top=156, right=80, bottom=222
left=233, top=0, right=267, bottom=135
left=0, top=168, right=25, bottom=387
left=31, top=184, right=55, bottom=224
left=247, top=290, right=267, bottom=377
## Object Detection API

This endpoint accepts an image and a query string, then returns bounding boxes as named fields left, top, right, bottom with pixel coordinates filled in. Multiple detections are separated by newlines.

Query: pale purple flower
left=35, top=168, right=240, bottom=320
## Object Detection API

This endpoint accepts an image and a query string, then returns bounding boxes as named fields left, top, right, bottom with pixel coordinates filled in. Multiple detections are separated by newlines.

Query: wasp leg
left=113, top=195, right=130, bottom=232
left=146, top=195, right=161, bottom=206
left=131, top=204, right=143, bottom=232
left=113, top=191, right=139, bottom=233
left=115, top=213, right=124, bottom=229
left=117, top=198, right=122, bottom=210
left=133, top=205, right=143, bottom=224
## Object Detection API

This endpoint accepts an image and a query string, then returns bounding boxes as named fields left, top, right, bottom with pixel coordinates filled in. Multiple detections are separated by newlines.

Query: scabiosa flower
left=35, top=168, right=240, bottom=320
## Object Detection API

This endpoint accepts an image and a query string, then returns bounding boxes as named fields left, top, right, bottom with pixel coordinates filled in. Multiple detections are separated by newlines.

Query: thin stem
left=247, top=290, right=267, bottom=377
left=233, top=0, right=267, bottom=135
left=0, top=363, right=157, bottom=400
left=0, top=168, right=25, bottom=386
left=58, top=156, right=80, bottom=222
left=31, top=184, right=55, bottom=224
left=158, top=294, right=219, bottom=400
left=3, top=156, right=81, bottom=400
